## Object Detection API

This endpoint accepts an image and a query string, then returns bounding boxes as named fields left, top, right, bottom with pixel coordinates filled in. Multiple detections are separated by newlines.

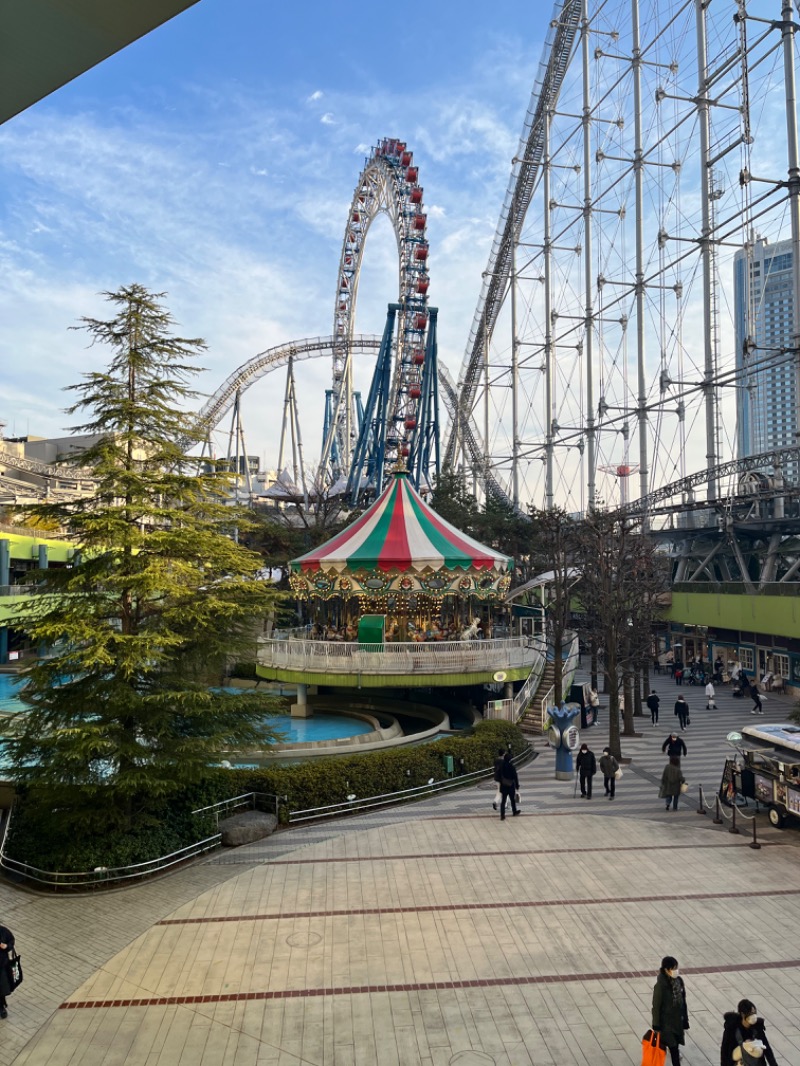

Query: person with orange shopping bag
left=641, top=1028, right=667, bottom=1066
left=651, top=955, right=689, bottom=1065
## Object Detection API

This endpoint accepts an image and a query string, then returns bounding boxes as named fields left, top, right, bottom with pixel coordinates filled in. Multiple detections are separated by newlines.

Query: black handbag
left=9, top=950, right=22, bottom=991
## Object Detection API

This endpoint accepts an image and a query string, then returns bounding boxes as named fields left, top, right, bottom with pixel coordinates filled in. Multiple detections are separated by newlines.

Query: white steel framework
left=445, top=0, right=800, bottom=515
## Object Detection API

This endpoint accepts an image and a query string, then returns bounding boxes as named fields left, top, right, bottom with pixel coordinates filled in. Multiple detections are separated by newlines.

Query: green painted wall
left=667, top=591, right=800, bottom=639
left=256, top=664, right=533, bottom=688
left=1, top=531, right=75, bottom=566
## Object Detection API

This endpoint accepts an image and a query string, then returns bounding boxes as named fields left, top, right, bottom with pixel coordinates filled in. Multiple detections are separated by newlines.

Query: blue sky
left=0, top=0, right=545, bottom=470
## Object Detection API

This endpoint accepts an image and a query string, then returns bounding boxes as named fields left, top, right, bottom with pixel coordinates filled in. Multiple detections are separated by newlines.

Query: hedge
left=5, top=719, right=527, bottom=873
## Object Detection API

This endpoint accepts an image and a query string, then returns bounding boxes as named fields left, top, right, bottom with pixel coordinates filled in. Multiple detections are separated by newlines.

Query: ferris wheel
left=319, top=137, right=433, bottom=488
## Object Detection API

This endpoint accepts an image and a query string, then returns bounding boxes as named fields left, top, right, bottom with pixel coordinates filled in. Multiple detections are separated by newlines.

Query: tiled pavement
left=4, top=673, right=800, bottom=1065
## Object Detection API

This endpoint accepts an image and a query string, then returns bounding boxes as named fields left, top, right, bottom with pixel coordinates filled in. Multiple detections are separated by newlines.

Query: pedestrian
left=652, top=955, right=689, bottom=1066
left=720, top=998, right=779, bottom=1065
left=662, top=732, right=687, bottom=760
left=599, top=746, right=619, bottom=800
left=750, top=688, right=764, bottom=716
left=660, top=757, right=686, bottom=810
left=576, top=743, right=597, bottom=799
left=497, top=750, right=519, bottom=820
left=674, top=695, right=689, bottom=729
left=675, top=665, right=684, bottom=686
left=705, top=680, right=717, bottom=709
left=492, top=747, right=505, bottom=810
left=0, top=924, right=16, bottom=1019
left=647, top=689, right=660, bottom=726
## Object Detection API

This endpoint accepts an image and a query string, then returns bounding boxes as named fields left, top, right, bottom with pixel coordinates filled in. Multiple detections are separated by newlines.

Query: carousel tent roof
left=291, top=472, right=513, bottom=575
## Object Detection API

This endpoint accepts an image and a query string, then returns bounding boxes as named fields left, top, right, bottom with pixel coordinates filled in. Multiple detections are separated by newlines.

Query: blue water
left=0, top=675, right=373, bottom=743
left=0, top=675, right=24, bottom=712
left=268, top=714, right=372, bottom=743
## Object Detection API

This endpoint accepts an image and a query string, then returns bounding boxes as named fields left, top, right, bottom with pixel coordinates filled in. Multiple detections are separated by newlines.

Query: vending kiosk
left=721, top=723, right=800, bottom=829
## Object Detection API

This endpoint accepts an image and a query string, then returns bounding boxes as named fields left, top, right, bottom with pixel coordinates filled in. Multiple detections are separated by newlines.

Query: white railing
left=258, top=636, right=546, bottom=676
left=538, top=684, right=556, bottom=732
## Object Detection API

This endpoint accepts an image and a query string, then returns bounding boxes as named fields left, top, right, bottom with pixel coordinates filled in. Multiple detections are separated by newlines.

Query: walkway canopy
left=289, top=471, right=512, bottom=602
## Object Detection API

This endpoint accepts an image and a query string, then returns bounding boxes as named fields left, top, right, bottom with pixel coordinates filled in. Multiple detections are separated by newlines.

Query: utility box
left=443, top=754, right=454, bottom=776
left=358, top=614, right=385, bottom=649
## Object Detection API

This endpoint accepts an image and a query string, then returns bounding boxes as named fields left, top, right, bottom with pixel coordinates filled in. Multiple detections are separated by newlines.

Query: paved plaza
left=2, top=673, right=800, bottom=1065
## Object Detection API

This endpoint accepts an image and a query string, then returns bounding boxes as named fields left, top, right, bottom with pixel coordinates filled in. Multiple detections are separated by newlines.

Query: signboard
left=787, top=789, right=800, bottom=816
left=7, top=651, right=19, bottom=661
left=719, top=759, right=737, bottom=802
left=753, top=774, right=774, bottom=804
left=547, top=725, right=561, bottom=749
left=563, top=725, right=580, bottom=752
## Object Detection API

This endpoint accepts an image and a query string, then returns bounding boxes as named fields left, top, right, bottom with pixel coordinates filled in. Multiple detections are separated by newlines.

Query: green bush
left=225, top=718, right=527, bottom=821
left=5, top=720, right=526, bottom=873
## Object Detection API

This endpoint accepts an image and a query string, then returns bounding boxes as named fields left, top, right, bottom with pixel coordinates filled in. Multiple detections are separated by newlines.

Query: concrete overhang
left=0, top=0, right=201, bottom=125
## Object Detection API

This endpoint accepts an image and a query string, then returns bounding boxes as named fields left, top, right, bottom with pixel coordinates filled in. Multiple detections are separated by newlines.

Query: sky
left=0, top=0, right=545, bottom=475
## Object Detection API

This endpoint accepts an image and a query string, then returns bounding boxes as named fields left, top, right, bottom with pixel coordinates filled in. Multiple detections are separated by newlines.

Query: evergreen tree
left=9, top=285, right=282, bottom=834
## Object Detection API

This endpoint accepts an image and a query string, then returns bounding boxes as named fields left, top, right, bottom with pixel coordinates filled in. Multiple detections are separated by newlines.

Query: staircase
left=517, top=659, right=557, bottom=737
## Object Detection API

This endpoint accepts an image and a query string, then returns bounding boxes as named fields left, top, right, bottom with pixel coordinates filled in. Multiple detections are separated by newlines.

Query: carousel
left=257, top=468, right=546, bottom=713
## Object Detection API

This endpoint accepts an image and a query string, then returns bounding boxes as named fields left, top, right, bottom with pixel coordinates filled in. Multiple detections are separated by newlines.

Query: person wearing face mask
left=720, top=999, right=779, bottom=1066
left=652, top=956, right=689, bottom=1065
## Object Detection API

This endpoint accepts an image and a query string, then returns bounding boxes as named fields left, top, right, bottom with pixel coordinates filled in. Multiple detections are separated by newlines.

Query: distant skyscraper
left=734, top=237, right=797, bottom=480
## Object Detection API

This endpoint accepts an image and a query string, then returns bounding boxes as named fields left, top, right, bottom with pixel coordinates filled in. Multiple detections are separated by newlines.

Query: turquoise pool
left=0, top=675, right=373, bottom=742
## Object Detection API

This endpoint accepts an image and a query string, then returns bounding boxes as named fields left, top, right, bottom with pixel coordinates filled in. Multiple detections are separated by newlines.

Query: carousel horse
left=461, top=618, right=481, bottom=641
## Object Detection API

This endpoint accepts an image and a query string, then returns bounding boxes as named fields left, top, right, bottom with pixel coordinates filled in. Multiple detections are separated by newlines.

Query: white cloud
left=320, top=113, right=336, bottom=126
left=307, top=90, right=323, bottom=103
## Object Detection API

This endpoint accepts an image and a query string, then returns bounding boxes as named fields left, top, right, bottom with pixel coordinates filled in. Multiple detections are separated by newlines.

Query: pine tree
left=9, top=285, right=282, bottom=834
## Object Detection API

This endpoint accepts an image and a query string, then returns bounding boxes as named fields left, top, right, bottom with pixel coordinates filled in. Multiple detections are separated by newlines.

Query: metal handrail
left=0, top=792, right=286, bottom=891
left=0, top=830, right=222, bottom=890
left=258, top=636, right=546, bottom=676
left=191, top=791, right=280, bottom=823
left=288, top=745, right=533, bottom=823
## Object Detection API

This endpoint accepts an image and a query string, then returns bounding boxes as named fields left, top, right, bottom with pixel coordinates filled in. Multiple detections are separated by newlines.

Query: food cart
left=720, top=723, right=800, bottom=829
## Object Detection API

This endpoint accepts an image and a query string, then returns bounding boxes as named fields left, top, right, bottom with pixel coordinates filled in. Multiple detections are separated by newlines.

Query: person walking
left=599, top=746, right=619, bottom=800
left=674, top=694, right=689, bottom=729
left=750, top=688, right=764, bottom=716
left=0, top=924, right=16, bottom=1019
left=575, top=743, right=597, bottom=799
left=660, top=757, right=686, bottom=810
left=647, top=689, right=660, bottom=726
left=497, top=750, right=519, bottom=820
left=662, top=733, right=687, bottom=760
left=705, top=680, right=717, bottom=709
left=720, top=998, right=779, bottom=1065
left=492, top=748, right=505, bottom=810
left=652, top=955, right=689, bottom=1066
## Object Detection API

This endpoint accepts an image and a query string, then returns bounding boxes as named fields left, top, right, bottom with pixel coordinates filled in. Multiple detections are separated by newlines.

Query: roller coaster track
left=443, top=0, right=581, bottom=477
left=623, top=447, right=800, bottom=519
left=0, top=447, right=97, bottom=487
left=193, top=335, right=384, bottom=444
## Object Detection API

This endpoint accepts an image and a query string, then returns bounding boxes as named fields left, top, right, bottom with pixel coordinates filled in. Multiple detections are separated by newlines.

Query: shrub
left=5, top=720, right=526, bottom=872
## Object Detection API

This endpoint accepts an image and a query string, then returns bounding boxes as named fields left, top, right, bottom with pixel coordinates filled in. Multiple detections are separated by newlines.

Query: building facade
left=734, top=236, right=797, bottom=478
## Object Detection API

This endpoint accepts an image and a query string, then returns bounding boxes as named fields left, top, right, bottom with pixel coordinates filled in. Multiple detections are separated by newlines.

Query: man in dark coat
left=0, top=924, right=16, bottom=1019
left=647, top=689, right=660, bottom=726
left=652, top=955, right=689, bottom=1065
left=575, top=743, right=597, bottom=799
left=497, top=751, right=519, bottom=820
left=674, top=695, right=689, bottom=729
left=720, top=999, right=779, bottom=1066
left=662, top=733, right=687, bottom=760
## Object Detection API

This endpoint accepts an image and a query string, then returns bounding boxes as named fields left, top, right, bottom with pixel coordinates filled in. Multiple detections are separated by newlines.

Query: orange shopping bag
left=641, top=1029, right=667, bottom=1066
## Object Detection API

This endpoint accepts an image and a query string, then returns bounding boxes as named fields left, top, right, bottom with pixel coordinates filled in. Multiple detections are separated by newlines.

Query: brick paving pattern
left=3, top=672, right=800, bottom=1064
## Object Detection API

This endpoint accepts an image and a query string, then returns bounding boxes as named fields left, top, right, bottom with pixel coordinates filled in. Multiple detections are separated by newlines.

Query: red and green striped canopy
left=291, top=473, right=512, bottom=575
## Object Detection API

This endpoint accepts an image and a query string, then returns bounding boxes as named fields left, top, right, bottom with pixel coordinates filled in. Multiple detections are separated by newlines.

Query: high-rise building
left=734, top=236, right=797, bottom=480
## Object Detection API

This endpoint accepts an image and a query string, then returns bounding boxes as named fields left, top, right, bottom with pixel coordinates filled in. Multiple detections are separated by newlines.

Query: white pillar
left=291, top=682, right=312, bottom=718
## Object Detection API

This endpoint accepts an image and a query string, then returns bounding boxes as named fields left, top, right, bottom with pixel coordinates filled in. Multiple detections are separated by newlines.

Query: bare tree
left=528, top=507, right=580, bottom=706
left=575, top=511, right=668, bottom=759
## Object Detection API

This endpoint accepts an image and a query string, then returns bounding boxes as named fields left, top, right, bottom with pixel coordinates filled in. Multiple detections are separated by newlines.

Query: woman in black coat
left=652, top=956, right=689, bottom=1065
left=0, top=924, right=15, bottom=1019
left=720, top=999, right=779, bottom=1065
